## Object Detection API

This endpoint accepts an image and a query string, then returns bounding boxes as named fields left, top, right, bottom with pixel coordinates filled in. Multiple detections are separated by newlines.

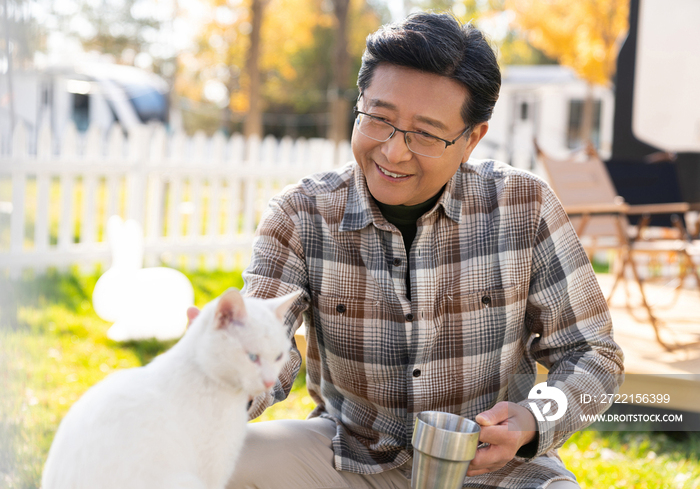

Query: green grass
left=591, top=255, right=611, bottom=274
left=561, top=430, right=700, bottom=488
left=0, top=266, right=312, bottom=489
left=1, top=268, right=698, bottom=488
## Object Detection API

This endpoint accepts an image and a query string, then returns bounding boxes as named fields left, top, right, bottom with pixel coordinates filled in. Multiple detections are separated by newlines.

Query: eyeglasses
left=353, top=108, right=471, bottom=158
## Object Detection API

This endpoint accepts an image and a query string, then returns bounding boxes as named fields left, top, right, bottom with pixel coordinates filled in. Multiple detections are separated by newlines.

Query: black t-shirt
left=373, top=189, right=443, bottom=301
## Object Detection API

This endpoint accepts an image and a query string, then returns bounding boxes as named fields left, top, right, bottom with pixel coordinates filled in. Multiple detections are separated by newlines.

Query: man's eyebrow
left=414, top=115, right=448, bottom=133
left=366, top=98, right=448, bottom=132
left=366, top=99, right=397, bottom=111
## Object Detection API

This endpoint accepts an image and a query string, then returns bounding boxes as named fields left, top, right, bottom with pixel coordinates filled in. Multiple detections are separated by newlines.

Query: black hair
left=357, top=12, right=501, bottom=128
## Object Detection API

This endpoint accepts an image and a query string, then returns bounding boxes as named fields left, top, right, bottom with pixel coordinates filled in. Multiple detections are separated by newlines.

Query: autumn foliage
left=506, top=0, right=629, bottom=85
left=176, top=0, right=382, bottom=137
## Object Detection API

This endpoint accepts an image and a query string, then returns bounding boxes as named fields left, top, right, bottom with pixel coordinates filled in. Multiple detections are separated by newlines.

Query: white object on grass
left=92, top=215, right=195, bottom=341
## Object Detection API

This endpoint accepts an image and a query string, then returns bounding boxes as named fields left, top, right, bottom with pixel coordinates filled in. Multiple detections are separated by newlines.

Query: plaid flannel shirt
left=244, top=160, right=624, bottom=489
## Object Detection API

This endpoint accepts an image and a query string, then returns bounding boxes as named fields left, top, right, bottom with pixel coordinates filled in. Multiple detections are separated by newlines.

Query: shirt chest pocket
left=413, top=286, right=528, bottom=411
left=437, top=284, right=527, bottom=359
left=313, top=294, right=408, bottom=390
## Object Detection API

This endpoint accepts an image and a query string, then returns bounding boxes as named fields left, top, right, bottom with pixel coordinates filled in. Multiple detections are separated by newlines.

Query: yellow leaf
left=505, top=0, right=629, bottom=85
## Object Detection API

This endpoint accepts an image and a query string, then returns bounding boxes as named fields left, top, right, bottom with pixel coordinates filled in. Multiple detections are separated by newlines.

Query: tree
left=184, top=0, right=329, bottom=136
left=444, top=1, right=557, bottom=66
left=328, top=0, right=351, bottom=143
left=260, top=0, right=380, bottom=140
left=243, top=0, right=268, bottom=137
left=182, top=0, right=382, bottom=138
left=506, top=0, right=629, bottom=142
left=49, top=0, right=164, bottom=65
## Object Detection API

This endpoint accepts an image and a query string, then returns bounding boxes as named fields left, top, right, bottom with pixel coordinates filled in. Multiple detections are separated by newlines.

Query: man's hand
left=186, top=307, right=200, bottom=328
left=467, top=402, right=537, bottom=476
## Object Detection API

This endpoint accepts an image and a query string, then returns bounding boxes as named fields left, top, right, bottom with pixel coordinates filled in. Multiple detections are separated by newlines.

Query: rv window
left=520, top=102, right=529, bottom=121
left=567, top=99, right=602, bottom=149
left=73, top=93, right=90, bottom=132
left=122, top=84, right=168, bottom=124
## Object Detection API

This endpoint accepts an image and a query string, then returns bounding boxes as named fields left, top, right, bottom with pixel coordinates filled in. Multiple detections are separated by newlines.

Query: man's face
left=351, top=64, right=488, bottom=206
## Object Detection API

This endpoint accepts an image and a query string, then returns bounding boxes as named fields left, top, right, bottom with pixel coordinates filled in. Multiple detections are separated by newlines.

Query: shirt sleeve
left=241, top=193, right=311, bottom=420
left=516, top=182, right=625, bottom=459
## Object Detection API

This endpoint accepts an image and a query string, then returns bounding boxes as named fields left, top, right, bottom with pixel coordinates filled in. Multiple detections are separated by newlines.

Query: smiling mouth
left=376, top=163, right=410, bottom=179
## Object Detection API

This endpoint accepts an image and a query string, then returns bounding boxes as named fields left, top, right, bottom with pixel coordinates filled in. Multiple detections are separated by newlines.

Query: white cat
left=42, top=288, right=298, bottom=489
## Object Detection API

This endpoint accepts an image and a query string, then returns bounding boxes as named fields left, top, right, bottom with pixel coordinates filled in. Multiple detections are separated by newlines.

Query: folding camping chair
left=533, top=140, right=700, bottom=350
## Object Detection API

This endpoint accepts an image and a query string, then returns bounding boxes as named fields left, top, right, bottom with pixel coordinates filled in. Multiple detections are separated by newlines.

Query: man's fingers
left=470, top=442, right=507, bottom=468
left=469, top=402, right=538, bottom=477
left=477, top=424, right=515, bottom=447
left=468, top=420, right=523, bottom=477
left=475, top=401, right=510, bottom=426
left=468, top=463, right=504, bottom=477
left=467, top=445, right=510, bottom=476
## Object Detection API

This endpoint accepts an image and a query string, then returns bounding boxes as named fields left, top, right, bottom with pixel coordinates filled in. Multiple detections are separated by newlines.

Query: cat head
left=194, top=288, right=298, bottom=396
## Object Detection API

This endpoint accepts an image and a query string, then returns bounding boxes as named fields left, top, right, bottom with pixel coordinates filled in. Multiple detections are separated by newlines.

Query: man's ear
left=461, top=122, right=489, bottom=163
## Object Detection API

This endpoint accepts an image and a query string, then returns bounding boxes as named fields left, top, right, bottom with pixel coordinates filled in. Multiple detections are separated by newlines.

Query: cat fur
left=41, top=288, right=297, bottom=489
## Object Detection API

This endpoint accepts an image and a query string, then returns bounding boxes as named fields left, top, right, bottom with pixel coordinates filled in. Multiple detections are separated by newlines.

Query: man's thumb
left=475, top=412, right=494, bottom=426
left=475, top=402, right=509, bottom=426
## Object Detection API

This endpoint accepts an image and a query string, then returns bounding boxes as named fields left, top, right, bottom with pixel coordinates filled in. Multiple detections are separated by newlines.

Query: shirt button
left=481, top=295, right=491, bottom=306
left=406, top=313, right=414, bottom=321
left=392, top=258, right=402, bottom=267
left=336, top=304, right=346, bottom=313
left=412, top=369, right=421, bottom=377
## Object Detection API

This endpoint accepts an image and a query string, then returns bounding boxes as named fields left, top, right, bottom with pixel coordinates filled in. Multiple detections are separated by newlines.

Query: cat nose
left=264, top=379, right=276, bottom=389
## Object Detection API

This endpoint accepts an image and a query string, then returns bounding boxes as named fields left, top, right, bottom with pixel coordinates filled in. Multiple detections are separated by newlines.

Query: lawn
left=0, top=268, right=698, bottom=489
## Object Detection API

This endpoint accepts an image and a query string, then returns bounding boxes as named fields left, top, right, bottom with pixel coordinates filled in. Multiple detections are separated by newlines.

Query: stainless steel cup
left=410, top=411, right=481, bottom=489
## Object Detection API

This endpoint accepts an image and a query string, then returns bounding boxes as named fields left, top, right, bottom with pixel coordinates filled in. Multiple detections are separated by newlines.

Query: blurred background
left=2, top=2, right=700, bottom=488
left=4, top=0, right=698, bottom=187
left=0, top=0, right=628, bottom=154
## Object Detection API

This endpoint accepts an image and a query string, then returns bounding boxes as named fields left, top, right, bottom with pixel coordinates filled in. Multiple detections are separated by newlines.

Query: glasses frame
left=353, top=108, right=471, bottom=159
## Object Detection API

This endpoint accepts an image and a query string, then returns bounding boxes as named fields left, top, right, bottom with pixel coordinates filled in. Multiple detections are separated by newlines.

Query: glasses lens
left=405, top=133, right=445, bottom=158
left=355, top=113, right=447, bottom=158
left=357, top=114, right=394, bottom=142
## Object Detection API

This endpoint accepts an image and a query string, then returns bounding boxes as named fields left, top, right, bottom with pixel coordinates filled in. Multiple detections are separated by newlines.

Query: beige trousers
left=226, top=417, right=580, bottom=489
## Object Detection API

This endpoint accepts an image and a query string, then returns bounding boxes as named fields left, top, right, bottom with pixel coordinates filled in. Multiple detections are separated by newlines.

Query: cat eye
left=248, top=353, right=259, bottom=363
left=275, top=354, right=283, bottom=362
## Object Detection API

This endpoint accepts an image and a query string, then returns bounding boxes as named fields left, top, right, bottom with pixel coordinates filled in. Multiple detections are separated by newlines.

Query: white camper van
left=471, top=65, right=614, bottom=176
left=2, top=63, right=169, bottom=153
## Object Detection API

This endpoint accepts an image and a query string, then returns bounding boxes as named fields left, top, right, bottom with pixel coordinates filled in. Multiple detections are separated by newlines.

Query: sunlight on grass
left=1, top=267, right=698, bottom=489
left=561, top=430, right=700, bottom=488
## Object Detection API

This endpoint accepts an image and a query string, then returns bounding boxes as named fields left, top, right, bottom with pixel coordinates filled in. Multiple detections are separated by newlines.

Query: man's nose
left=381, top=131, right=413, bottom=163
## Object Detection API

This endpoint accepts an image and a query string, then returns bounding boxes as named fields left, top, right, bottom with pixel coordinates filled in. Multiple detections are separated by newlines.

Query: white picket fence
left=0, top=122, right=351, bottom=277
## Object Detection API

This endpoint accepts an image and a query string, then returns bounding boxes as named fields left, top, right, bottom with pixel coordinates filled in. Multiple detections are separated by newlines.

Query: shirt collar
left=339, top=163, right=464, bottom=232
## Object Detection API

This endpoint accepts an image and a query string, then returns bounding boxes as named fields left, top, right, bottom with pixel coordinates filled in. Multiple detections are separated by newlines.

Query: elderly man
left=208, top=12, right=623, bottom=489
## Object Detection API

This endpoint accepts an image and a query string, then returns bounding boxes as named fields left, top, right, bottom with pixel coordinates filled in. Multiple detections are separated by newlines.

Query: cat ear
left=267, top=290, right=303, bottom=322
left=215, top=288, right=247, bottom=329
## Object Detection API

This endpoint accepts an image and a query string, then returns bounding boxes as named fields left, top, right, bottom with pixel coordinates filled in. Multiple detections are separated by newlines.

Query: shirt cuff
left=514, top=398, right=555, bottom=460
left=247, top=390, right=275, bottom=420
left=515, top=431, right=539, bottom=459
